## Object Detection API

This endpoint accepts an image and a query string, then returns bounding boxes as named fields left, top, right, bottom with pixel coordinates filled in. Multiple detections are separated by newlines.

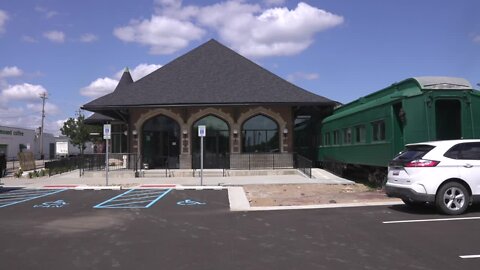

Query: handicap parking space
left=0, top=187, right=229, bottom=214
left=0, top=188, right=67, bottom=208
left=94, top=188, right=173, bottom=209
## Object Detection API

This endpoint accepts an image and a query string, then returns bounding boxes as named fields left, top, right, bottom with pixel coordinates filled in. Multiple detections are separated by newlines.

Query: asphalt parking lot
left=1, top=188, right=480, bottom=270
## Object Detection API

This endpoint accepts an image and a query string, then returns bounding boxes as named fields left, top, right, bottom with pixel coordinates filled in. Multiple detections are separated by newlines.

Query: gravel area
left=243, top=183, right=399, bottom=206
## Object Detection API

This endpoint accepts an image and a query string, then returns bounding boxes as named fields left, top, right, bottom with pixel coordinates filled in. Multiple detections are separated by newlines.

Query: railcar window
left=355, top=125, right=366, bottom=143
left=324, top=133, right=331, bottom=146
left=372, top=120, right=385, bottom=141
left=343, top=128, right=352, bottom=144
left=333, top=130, right=340, bottom=145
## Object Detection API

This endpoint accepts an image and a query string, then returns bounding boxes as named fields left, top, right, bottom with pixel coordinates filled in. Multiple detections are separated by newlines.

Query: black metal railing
left=45, top=153, right=139, bottom=177
left=45, top=156, right=83, bottom=176
left=229, top=153, right=294, bottom=170
left=295, top=154, right=312, bottom=178
left=82, top=153, right=139, bottom=172
left=0, top=154, right=6, bottom=178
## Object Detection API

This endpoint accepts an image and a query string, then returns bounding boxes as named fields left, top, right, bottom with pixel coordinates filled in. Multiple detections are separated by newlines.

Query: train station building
left=82, top=39, right=335, bottom=169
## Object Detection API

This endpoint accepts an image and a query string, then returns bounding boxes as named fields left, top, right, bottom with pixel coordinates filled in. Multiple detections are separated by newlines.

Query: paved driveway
left=1, top=188, right=479, bottom=269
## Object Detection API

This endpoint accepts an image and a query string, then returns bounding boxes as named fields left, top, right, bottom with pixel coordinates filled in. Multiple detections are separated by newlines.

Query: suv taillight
left=404, top=159, right=440, bottom=167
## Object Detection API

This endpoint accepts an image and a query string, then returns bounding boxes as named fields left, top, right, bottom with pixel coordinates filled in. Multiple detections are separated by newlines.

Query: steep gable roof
left=83, top=39, right=333, bottom=109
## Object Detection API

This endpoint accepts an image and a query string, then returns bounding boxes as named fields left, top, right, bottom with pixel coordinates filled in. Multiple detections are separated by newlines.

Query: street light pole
left=39, top=92, right=47, bottom=160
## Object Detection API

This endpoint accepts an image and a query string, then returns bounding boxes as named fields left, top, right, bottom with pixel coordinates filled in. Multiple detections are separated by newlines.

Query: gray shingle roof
left=84, top=113, right=116, bottom=124
left=83, top=39, right=333, bottom=109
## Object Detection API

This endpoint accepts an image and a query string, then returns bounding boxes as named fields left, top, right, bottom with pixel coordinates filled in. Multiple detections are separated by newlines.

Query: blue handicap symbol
left=177, top=199, right=206, bottom=206
left=34, top=200, right=69, bottom=208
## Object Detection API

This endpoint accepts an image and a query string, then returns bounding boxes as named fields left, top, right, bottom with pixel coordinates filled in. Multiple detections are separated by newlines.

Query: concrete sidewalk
left=0, top=168, right=353, bottom=189
left=0, top=169, right=354, bottom=188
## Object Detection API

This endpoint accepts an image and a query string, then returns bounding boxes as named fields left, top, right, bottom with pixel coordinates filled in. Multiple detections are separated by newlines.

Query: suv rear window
left=392, top=145, right=435, bottom=163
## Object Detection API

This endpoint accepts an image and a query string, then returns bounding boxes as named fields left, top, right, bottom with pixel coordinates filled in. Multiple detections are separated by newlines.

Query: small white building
left=0, top=125, right=55, bottom=160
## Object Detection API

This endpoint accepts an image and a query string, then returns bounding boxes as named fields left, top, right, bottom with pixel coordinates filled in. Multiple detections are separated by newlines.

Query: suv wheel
left=435, top=182, right=470, bottom=215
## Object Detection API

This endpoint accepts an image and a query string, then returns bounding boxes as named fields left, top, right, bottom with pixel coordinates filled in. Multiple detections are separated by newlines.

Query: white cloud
left=80, top=33, right=98, bottom=43
left=35, top=6, right=58, bottom=19
left=22, top=35, right=38, bottom=43
left=473, top=35, right=480, bottom=44
left=287, top=71, right=319, bottom=82
left=1, top=83, right=47, bottom=101
left=116, top=1, right=343, bottom=57
left=115, top=63, right=162, bottom=81
left=0, top=66, right=23, bottom=78
left=43, top=30, right=65, bottom=43
left=80, top=77, right=118, bottom=98
left=81, top=64, right=162, bottom=98
left=0, top=9, right=8, bottom=34
left=26, top=102, right=59, bottom=115
left=114, top=15, right=205, bottom=54
left=0, top=70, right=62, bottom=134
left=199, top=2, right=344, bottom=57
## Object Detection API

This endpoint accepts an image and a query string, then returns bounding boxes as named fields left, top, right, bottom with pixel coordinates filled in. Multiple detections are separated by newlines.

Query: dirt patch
left=243, top=183, right=399, bottom=207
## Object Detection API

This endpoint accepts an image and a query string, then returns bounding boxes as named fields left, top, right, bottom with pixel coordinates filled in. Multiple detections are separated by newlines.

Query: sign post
left=198, top=125, right=206, bottom=186
left=103, top=124, right=111, bottom=186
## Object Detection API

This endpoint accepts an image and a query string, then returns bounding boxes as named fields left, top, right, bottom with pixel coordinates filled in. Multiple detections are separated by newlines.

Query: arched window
left=242, top=115, right=279, bottom=153
left=142, top=115, right=180, bottom=169
left=192, top=115, right=230, bottom=168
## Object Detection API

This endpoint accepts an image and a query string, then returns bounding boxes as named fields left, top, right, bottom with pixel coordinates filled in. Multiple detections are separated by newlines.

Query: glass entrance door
left=192, top=115, right=230, bottom=169
left=142, top=115, right=180, bottom=169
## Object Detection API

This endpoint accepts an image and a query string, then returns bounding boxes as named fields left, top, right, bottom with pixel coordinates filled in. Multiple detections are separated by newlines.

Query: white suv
left=386, top=140, right=480, bottom=215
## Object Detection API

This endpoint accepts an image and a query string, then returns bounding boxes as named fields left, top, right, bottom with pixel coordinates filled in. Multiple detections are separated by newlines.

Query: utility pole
left=39, top=92, right=48, bottom=160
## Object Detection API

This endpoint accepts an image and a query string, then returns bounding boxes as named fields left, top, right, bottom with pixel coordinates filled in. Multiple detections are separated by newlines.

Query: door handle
left=464, top=164, right=473, bottom=168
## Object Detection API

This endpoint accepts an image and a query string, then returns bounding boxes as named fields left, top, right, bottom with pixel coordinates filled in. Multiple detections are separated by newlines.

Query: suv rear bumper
left=385, top=185, right=435, bottom=203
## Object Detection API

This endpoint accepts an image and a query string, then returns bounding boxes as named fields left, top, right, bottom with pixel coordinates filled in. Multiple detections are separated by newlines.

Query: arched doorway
left=192, top=115, right=230, bottom=168
left=142, top=115, right=180, bottom=169
left=242, top=114, right=279, bottom=153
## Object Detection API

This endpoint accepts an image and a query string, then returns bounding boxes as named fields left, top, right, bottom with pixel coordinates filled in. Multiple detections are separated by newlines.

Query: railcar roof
left=323, top=76, right=474, bottom=123
left=412, top=76, right=472, bottom=90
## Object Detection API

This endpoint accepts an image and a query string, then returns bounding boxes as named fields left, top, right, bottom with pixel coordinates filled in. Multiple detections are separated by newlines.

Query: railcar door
left=435, top=99, right=461, bottom=140
left=392, top=103, right=405, bottom=154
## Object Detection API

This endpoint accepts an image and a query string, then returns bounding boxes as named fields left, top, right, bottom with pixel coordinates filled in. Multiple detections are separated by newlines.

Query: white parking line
left=459, top=255, right=480, bottom=259
left=383, top=216, right=480, bottom=224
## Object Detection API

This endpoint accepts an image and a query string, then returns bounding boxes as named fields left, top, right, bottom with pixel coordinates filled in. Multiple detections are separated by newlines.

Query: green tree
left=60, top=112, right=101, bottom=154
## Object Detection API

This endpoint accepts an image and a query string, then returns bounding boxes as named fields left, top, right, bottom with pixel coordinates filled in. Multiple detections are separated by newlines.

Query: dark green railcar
left=318, top=77, right=480, bottom=183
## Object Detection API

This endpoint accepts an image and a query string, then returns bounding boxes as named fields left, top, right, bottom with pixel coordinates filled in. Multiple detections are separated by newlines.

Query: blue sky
left=0, top=0, right=479, bottom=135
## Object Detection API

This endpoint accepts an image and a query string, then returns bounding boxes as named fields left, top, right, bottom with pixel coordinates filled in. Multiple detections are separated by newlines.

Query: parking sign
left=198, top=125, right=206, bottom=137
left=103, top=124, right=111, bottom=139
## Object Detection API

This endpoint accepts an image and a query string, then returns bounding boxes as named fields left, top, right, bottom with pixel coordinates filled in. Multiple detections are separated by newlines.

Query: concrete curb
left=231, top=200, right=403, bottom=212
left=74, top=186, right=122, bottom=190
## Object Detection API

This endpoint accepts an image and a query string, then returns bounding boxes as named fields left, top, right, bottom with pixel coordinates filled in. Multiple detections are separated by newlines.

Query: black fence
left=191, top=152, right=313, bottom=177
left=45, top=153, right=139, bottom=177
left=43, top=152, right=312, bottom=178
left=229, top=153, right=294, bottom=170
left=0, top=154, right=6, bottom=178
left=295, top=154, right=312, bottom=178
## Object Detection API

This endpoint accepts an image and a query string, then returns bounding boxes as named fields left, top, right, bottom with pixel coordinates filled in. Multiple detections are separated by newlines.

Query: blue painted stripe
left=94, top=188, right=173, bottom=209
left=0, top=190, right=52, bottom=198
left=145, top=188, right=172, bottom=208
left=0, top=189, right=67, bottom=208
left=97, top=200, right=155, bottom=208
left=93, top=189, right=135, bottom=208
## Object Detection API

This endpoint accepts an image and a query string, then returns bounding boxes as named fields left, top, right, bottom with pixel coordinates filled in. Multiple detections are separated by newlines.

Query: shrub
left=14, top=168, right=23, bottom=178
